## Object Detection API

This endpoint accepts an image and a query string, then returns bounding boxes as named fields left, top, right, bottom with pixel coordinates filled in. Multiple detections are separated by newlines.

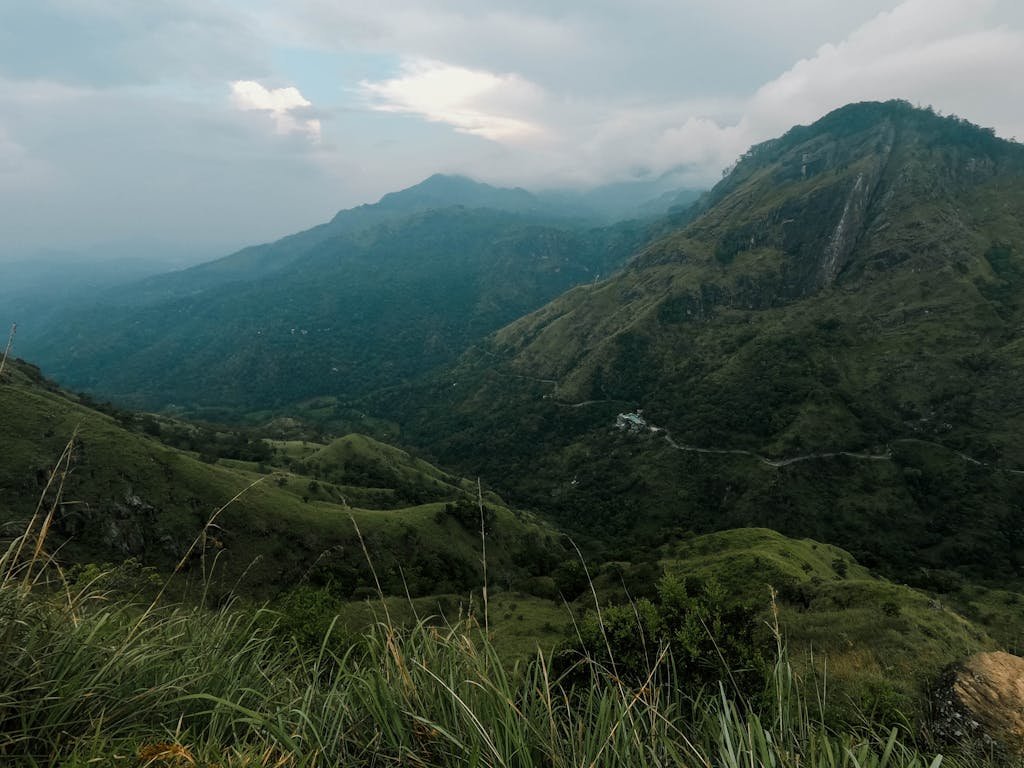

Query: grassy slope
left=323, top=527, right=1009, bottom=721
left=1, top=361, right=1015, bottom=731
left=0, top=360, right=563, bottom=598
left=653, top=528, right=995, bottom=720
left=2, top=571, right=981, bottom=767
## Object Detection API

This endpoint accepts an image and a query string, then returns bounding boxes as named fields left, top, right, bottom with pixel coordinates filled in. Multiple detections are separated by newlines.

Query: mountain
left=21, top=178, right=655, bottom=412
left=0, top=357, right=565, bottom=597
left=40, top=175, right=563, bottom=311
left=0, top=244, right=213, bottom=349
left=373, top=101, right=1024, bottom=586
left=375, top=173, right=544, bottom=214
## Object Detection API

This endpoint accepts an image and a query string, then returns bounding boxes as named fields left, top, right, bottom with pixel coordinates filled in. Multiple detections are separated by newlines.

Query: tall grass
left=0, top=536, right=990, bottom=767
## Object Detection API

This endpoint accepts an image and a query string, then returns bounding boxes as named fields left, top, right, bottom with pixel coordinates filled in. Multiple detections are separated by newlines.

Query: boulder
left=934, top=651, right=1024, bottom=755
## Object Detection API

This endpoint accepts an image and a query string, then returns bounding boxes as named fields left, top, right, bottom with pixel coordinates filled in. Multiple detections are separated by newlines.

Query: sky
left=1, top=0, right=1023, bottom=258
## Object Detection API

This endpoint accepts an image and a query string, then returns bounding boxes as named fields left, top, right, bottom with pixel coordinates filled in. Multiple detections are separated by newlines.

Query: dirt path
left=550, top=398, right=629, bottom=409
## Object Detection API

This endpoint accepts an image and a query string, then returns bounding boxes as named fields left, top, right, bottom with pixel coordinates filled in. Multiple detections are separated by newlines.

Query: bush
left=569, top=574, right=769, bottom=695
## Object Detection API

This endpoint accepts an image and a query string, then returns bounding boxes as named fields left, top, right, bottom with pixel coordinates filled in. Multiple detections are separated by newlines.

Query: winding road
left=655, top=426, right=892, bottom=468
left=552, top=397, right=1024, bottom=475
left=472, top=349, right=1024, bottom=476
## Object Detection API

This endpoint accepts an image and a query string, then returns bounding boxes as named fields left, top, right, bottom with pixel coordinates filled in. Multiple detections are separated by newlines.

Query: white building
left=615, top=411, right=647, bottom=432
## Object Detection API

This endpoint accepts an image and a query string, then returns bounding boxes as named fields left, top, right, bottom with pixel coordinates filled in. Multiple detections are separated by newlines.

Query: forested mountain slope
left=24, top=177, right=655, bottom=411
left=376, top=101, right=1024, bottom=585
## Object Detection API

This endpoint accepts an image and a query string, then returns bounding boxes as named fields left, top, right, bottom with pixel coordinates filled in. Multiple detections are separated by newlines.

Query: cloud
left=0, top=76, right=352, bottom=254
left=279, top=1, right=934, bottom=113
left=359, top=60, right=544, bottom=141
left=0, top=0, right=266, bottom=87
left=4, top=0, right=1024, bottom=255
left=533, top=0, right=1024, bottom=188
left=0, top=127, right=30, bottom=176
left=318, top=0, right=1023, bottom=191
left=742, top=0, right=1024, bottom=140
left=230, top=80, right=322, bottom=139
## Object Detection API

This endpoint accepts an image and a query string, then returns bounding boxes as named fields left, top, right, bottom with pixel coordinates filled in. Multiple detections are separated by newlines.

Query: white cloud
left=4, top=0, right=1024, bottom=253
left=742, top=0, right=1024, bottom=141
left=547, top=0, right=1024, bottom=189
left=230, top=80, right=321, bottom=139
left=359, top=60, right=544, bottom=141
left=277, top=1, right=904, bottom=103
left=336, top=0, right=1024, bottom=191
left=0, top=127, right=29, bottom=176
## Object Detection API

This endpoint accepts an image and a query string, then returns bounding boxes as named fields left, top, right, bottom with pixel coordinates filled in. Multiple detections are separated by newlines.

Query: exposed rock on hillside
left=934, top=651, right=1024, bottom=755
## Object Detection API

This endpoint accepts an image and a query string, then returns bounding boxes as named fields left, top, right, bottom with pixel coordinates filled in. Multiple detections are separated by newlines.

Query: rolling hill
left=0, top=358, right=565, bottom=598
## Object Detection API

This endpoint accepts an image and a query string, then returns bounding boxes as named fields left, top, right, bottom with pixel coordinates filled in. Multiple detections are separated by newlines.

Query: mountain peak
left=375, top=173, right=540, bottom=213
left=678, top=99, right=1024, bottom=287
left=791, top=99, right=1011, bottom=153
left=729, top=100, right=1015, bottom=184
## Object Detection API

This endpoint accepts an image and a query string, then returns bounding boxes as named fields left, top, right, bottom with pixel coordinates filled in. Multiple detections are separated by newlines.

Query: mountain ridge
left=21, top=201, right=656, bottom=411
left=367, top=101, right=1024, bottom=584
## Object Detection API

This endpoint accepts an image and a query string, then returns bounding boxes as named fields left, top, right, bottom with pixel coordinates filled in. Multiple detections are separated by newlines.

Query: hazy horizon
left=2, top=0, right=1023, bottom=257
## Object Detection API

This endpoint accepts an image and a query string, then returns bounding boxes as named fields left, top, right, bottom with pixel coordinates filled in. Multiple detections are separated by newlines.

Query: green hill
left=0, top=359, right=565, bottom=597
left=661, top=529, right=994, bottom=708
left=576, top=526, right=1005, bottom=721
left=3, top=356, right=1019, bottom=738
left=371, top=101, right=1024, bottom=587
left=21, top=178, right=655, bottom=413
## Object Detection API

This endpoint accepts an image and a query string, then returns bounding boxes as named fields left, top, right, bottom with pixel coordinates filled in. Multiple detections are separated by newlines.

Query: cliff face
left=696, top=118, right=895, bottom=296
left=636, top=102, right=1019, bottom=303
left=934, top=651, right=1024, bottom=756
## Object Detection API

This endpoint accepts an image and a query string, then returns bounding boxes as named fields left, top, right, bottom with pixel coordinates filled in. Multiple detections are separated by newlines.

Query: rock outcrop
left=934, top=651, right=1024, bottom=756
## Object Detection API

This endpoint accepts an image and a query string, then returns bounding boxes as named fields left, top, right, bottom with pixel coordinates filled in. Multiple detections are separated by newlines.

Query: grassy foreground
left=0, top=535, right=1001, bottom=768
